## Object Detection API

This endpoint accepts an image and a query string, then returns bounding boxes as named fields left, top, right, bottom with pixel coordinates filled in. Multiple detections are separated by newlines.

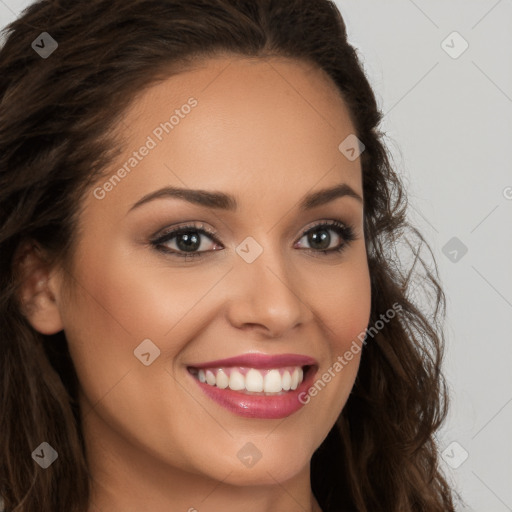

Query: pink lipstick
left=187, top=353, right=318, bottom=419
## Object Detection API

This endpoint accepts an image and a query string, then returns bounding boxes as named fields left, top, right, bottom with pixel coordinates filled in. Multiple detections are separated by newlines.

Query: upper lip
left=187, top=353, right=317, bottom=369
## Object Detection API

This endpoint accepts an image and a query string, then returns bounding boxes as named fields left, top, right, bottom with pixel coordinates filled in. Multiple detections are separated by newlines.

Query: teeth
left=228, top=370, right=245, bottom=391
left=192, top=366, right=306, bottom=394
left=291, top=368, right=302, bottom=390
left=205, top=370, right=216, bottom=386
left=282, top=370, right=291, bottom=391
left=263, top=369, right=282, bottom=392
left=215, top=368, right=229, bottom=389
left=245, top=369, right=263, bottom=392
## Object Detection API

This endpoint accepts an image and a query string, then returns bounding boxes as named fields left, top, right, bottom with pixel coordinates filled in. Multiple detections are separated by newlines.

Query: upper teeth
left=193, top=366, right=304, bottom=393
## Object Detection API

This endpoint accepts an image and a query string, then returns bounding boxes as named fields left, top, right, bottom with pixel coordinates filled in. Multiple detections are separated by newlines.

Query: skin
left=20, top=55, right=371, bottom=512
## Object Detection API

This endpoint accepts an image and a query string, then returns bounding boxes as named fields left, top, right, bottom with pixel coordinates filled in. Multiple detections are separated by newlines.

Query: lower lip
left=188, top=366, right=317, bottom=419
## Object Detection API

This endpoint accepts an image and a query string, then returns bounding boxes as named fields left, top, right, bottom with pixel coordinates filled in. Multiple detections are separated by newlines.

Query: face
left=52, top=56, right=371, bottom=491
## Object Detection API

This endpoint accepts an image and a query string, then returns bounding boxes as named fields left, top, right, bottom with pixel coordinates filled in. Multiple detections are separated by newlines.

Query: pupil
left=309, top=229, right=330, bottom=250
left=177, top=232, right=200, bottom=252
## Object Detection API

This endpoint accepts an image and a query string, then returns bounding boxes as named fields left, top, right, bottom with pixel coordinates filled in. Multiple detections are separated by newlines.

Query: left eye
left=151, top=221, right=356, bottom=259
left=295, top=221, right=353, bottom=252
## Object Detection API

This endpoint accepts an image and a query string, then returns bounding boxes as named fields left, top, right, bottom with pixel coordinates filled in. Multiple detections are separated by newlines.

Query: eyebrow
left=128, top=182, right=363, bottom=213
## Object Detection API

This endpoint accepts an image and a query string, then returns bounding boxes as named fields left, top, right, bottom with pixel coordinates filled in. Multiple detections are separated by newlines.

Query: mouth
left=187, top=364, right=316, bottom=396
left=185, top=356, right=319, bottom=419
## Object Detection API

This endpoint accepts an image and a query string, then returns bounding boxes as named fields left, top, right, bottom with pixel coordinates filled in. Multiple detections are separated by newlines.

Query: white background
left=1, top=0, right=511, bottom=510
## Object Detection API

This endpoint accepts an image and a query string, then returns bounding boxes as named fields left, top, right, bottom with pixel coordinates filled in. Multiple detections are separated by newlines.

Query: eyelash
left=150, top=220, right=356, bottom=260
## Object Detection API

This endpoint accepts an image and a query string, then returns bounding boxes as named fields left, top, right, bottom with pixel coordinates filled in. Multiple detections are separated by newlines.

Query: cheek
left=57, top=246, right=177, bottom=407
left=59, top=245, right=225, bottom=395
left=303, top=255, right=370, bottom=407
left=314, top=256, right=372, bottom=353
left=293, top=257, right=371, bottom=443
left=66, top=244, right=210, bottom=341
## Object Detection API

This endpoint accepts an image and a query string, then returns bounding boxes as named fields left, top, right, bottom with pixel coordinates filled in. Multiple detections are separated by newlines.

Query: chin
left=209, top=447, right=311, bottom=487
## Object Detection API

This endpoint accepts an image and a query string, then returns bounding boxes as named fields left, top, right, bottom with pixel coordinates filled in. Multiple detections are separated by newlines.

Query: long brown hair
left=0, top=1, right=457, bottom=510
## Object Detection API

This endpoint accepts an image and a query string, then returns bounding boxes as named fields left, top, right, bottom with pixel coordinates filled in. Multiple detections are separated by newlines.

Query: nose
left=224, top=244, right=314, bottom=338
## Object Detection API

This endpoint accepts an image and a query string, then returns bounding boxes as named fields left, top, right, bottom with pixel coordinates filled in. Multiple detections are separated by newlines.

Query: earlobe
left=14, top=241, right=64, bottom=335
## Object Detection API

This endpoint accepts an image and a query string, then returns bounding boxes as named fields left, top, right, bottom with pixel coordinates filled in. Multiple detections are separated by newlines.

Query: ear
left=14, top=240, right=64, bottom=335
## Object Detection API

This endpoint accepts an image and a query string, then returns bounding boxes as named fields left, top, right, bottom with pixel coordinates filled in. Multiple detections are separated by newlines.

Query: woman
left=0, top=0, right=457, bottom=510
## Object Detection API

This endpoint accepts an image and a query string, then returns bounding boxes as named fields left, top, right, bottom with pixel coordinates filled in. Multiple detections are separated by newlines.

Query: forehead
left=126, top=54, right=352, bottom=125
left=86, top=55, right=362, bottom=219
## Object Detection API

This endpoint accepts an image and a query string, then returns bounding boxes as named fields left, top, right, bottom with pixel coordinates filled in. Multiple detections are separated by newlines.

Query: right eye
left=150, top=222, right=222, bottom=259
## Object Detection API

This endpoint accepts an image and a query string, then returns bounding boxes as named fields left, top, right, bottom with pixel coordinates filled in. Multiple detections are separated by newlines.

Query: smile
left=188, top=365, right=305, bottom=395
left=186, top=354, right=318, bottom=419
